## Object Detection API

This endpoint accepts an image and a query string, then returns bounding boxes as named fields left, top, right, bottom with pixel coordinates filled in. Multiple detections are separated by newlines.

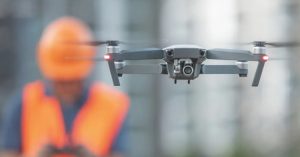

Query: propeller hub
left=106, top=44, right=120, bottom=54
left=253, top=46, right=266, bottom=55
left=253, top=41, right=266, bottom=47
left=107, top=40, right=120, bottom=46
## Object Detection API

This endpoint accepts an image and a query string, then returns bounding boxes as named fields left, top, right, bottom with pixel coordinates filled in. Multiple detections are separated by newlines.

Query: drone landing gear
left=188, top=80, right=190, bottom=84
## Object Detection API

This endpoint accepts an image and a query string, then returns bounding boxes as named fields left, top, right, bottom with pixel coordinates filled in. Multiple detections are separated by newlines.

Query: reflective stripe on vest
left=21, top=81, right=129, bottom=157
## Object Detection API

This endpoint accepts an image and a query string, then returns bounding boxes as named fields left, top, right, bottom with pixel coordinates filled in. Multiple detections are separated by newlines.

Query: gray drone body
left=100, top=41, right=269, bottom=87
left=163, top=45, right=205, bottom=81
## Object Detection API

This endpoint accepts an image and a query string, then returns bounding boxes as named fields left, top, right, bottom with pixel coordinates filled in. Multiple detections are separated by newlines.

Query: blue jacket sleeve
left=111, top=118, right=129, bottom=154
left=0, top=91, right=22, bottom=152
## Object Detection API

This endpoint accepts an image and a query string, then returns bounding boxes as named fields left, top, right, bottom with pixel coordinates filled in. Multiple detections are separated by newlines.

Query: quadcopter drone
left=80, top=40, right=297, bottom=87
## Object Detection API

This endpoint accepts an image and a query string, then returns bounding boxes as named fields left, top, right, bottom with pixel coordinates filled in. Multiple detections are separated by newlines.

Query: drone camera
left=172, top=59, right=196, bottom=79
left=183, top=65, right=194, bottom=76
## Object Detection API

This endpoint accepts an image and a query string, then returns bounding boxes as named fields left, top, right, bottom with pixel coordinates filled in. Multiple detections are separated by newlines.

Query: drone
left=79, top=40, right=298, bottom=87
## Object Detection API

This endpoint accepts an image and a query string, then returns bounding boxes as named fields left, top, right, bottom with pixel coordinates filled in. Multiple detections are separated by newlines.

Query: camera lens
left=183, top=65, right=194, bottom=76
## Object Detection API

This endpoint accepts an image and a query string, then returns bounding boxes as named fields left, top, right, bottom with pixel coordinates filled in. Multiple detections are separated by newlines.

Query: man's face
left=52, top=80, right=84, bottom=105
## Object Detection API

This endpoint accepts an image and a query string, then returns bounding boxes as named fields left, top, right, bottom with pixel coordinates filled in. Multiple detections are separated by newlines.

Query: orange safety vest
left=21, top=81, right=129, bottom=157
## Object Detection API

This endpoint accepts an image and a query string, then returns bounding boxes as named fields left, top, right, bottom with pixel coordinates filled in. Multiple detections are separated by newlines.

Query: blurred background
left=1, top=0, right=300, bottom=157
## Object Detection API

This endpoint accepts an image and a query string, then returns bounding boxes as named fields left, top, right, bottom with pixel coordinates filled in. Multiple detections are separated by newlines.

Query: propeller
left=64, top=56, right=106, bottom=61
left=268, top=57, right=290, bottom=61
left=245, top=41, right=300, bottom=48
left=73, top=39, right=171, bottom=47
left=79, top=40, right=124, bottom=46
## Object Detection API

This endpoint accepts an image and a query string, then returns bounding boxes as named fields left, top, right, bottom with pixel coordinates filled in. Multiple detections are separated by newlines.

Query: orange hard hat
left=37, top=17, right=96, bottom=80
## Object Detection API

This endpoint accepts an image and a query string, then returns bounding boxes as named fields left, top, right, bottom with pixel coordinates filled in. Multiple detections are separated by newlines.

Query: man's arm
left=75, top=120, right=128, bottom=157
left=0, top=92, right=23, bottom=157
left=0, top=151, right=21, bottom=157
left=109, top=119, right=129, bottom=157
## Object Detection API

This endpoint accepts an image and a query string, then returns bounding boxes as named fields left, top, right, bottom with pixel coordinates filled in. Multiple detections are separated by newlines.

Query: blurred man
left=0, top=17, right=130, bottom=157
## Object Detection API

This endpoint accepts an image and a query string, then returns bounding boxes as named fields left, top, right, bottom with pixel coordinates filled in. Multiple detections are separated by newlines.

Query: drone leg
left=108, top=61, right=120, bottom=86
left=252, top=61, right=265, bottom=87
left=174, top=79, right=177, bottom=84
left=188, top=80, right=190, bottom=84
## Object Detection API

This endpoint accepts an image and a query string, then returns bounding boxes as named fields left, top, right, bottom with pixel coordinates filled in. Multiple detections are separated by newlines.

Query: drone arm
left=206, top=49, right=268, bottom=86
left=200, top=65, right=248, bottom=75
left=112, top=48, right=164, bottom=60
left=206, top=49, right=258, bottom=61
